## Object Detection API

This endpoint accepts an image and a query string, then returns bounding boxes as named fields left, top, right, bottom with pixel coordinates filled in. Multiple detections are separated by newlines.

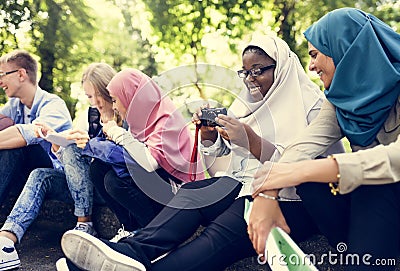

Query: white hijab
left=230, top=35, right=323, bottom=156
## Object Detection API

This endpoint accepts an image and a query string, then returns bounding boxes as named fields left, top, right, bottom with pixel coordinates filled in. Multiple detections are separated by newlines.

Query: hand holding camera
left=192, top=105, right=227, bottom=145
left=192, top=105, right=252, bottom=149
left=199, top=107, right=227, bottom=127
left=212, top=114, right=253, bottom=150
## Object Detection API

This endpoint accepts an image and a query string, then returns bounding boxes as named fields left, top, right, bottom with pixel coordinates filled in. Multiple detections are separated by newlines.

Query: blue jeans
left=1, top=145, right=93, bottom=243
left=0, top=144, right=53, bottom=205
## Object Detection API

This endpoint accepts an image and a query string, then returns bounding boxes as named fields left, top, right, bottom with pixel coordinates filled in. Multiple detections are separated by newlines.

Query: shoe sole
left=55, top=258, right=68, bottom=271
left=61, top=230, right=146, bottom=271
left=0, top=259, right=20, bottom=271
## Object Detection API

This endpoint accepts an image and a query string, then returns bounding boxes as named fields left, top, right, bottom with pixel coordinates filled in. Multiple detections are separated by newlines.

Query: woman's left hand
left=215, top=115, right=250, bottom=149
left=102, top=120, right=118, bottom=136
left=252, top=161, right=301, bottom=196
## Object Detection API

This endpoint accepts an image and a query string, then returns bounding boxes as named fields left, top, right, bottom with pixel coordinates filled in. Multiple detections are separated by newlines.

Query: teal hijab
left=304, top=8, right=400, bottom=146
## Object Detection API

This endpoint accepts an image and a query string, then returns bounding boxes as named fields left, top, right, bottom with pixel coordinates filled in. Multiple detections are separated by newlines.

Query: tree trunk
left=38, top=0, right=60, bottom=93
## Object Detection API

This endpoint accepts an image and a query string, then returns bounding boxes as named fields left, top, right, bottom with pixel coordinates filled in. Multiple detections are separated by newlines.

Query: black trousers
left=297, top=182, right=400, bottom=271
left=121, top=177, right=319, bottom=271
left=0, top=144, right=53, bottom=206
left=90, top=159, right=174, bottom=231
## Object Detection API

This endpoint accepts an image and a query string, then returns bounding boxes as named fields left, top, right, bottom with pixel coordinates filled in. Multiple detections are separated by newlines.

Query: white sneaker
left=56, top=257, right=81, bottom=271
left=0, top=237, right=20, bottom=271
left=73, top=222, right=97, bottom=236
left=56, top=258, right=69, bottom=271
left=109, top=227, right=135, bottom=243
left=61, top=230, right=146, bottom=271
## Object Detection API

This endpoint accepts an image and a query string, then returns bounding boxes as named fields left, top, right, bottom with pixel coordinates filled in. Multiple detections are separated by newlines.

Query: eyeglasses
left=237, top=64, right=276, bottom=79
left=0, top=70, right=19, bottom=79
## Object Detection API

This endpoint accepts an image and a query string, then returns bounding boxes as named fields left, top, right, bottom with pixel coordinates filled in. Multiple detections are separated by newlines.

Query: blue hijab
left=304, top=8, right=400, bottom=146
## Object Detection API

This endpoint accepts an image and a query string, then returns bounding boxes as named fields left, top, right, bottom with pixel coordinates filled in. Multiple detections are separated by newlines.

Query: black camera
left=200, top=107, right=227, bottom=127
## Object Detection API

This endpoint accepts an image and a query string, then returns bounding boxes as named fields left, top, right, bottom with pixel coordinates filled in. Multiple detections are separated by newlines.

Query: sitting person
left=58, top=35, right=343, bottom=271
left=78, top=68, right=205, bottom=242
left=0, top=63, right=116, bottom=271
left=0, top=50, right=72, bottom=204
left=250, top=8, right=400, bottom=271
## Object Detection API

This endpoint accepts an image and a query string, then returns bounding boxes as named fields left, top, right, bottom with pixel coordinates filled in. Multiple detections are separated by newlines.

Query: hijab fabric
left=304, top=8, right=400, bottom=146
left=107, top=68, right=204, bottom=183
left=230, top=35, right=323, bottom=154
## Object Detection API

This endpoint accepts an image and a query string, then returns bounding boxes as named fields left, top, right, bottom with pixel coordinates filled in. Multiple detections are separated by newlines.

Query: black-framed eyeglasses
left=237, top=64, right=276, bottom=79
left=0, top=70, right=19, bottom=79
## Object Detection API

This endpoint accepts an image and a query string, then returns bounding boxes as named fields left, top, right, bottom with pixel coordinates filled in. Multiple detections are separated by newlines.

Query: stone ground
left=0, top=198, right=398, bottom=271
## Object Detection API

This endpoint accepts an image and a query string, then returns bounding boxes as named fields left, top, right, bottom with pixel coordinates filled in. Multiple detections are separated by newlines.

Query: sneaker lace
left=74, top=223, right=88, bottom=231
left=110, top=226, right=133, bottom=242
left=74, top=222, right=96, bottom=236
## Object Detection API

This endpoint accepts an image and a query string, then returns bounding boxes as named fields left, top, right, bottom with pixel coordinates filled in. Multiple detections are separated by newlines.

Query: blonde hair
left=81, top=63, right=116, bottom=104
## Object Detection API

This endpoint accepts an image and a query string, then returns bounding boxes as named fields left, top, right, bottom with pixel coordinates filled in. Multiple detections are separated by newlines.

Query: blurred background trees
left=1, top=0, right=399, bottom=118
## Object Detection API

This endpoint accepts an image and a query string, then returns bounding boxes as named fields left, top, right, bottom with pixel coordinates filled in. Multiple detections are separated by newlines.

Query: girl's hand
left=253, top=159, right=341, bottom=195
left=248, top=196, right=290, bottom=255
left=192, top=104, right=218, bottom=145
left=252, top=161, right=301, bottom=196
left=102, top=120, right=118, bottom=136
left=65, top=129, right=90, bottom=149
left=215, top=115, right=249, bottom=148
left=34, top=123, right=55, bottom=138
left=192, top=104, right=218, bottom=131
left=34, top=123, right=60, bottom=152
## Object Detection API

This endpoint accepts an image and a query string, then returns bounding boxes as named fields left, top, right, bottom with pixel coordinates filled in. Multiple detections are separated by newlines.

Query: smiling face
left=110, top=94, right=127, bottom=120
left=0, top=63, right=22, bottom=98
left=308, top=42, right=336, bottom=89
left=241, top=49, right=275, bottom=101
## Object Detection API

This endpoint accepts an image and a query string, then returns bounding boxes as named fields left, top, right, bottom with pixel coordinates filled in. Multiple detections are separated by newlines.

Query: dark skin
left=192, top=51, right=277, bottom=162
left=241, top=50, right=275, bottom=98
left=192, top=50, right=289, bottom=256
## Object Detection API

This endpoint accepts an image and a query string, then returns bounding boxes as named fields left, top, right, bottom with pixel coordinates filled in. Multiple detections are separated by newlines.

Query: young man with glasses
left=0, top=50, right=72, bottom=270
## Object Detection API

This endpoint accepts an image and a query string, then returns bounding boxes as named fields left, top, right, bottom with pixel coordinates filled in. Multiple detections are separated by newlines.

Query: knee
left=26, top=168, right=54, bottom=188
left=89, top=160, right=105, bottom=187
left=104, top=171, right=121, bottom=196
left=0, top=148, right=22, bottom=161
left=62, top=144, right=79, bottom=158
left=29, top=168, right=53, bottom=179
left=62, top=145, right=89, bottom=165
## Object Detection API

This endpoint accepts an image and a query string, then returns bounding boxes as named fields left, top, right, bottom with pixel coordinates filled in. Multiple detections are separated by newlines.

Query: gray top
left=279, top=97, right=400, bottom=194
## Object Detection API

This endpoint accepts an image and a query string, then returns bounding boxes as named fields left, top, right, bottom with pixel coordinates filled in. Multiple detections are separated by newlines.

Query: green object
left=268, top=227, right=318, bottom=271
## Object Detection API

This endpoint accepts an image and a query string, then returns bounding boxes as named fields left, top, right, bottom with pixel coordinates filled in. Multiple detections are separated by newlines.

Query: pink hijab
left=107, top=68, right=204, bottom=183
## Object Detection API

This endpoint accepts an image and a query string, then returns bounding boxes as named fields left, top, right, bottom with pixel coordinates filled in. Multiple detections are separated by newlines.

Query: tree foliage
left=144, top=0, right=269, bottom=61
left=271, top=0, right=375, bottom=65
left=29, top=0, right=96, bottom=118
left=0, top=0, right=31, bottom=52
left=0, top=0, right=96, bottom=118
left=0, top=0, right=399, bottom=115
left=107, top=0, right=158, bottom=76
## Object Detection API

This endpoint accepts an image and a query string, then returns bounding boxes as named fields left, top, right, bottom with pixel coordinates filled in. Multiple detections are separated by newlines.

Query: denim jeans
left=0, top=144, right=53, bottom=205
left=1, top=144, right=93, bottom=243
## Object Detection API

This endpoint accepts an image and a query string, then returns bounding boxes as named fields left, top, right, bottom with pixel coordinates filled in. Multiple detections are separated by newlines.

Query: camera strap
left=189, top=124, right=201, bottom=181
